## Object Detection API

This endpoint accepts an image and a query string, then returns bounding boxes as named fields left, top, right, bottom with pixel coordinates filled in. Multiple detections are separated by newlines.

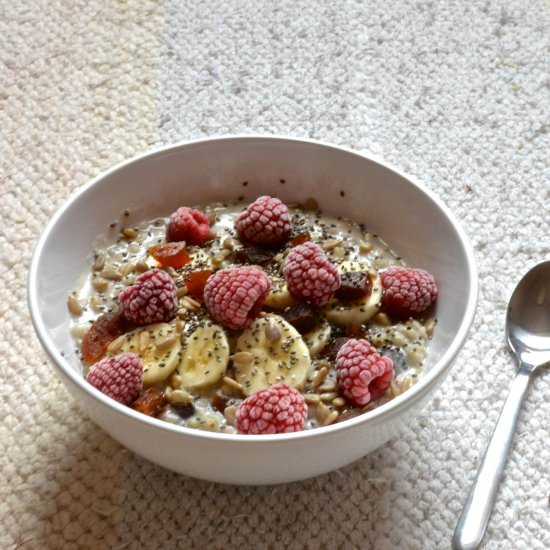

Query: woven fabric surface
left=2, top=1, right=550, bottom=548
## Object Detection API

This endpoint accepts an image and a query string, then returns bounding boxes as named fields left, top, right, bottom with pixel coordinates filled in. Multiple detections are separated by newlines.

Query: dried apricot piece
left=290, top=232, right=311, bottom=246
left=131, top=386, right=167, bottom=417
left=185, top=270, right=213, bottom=301
left=81, top=310, right=130, bottom=365
left=149, top=242, right=191, bottom=268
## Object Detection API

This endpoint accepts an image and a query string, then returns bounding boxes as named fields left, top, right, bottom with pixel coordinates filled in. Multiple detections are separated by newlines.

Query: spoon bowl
left=453, top=261, right=550, bottom=550
left=507, top=260, right=550, bottom=366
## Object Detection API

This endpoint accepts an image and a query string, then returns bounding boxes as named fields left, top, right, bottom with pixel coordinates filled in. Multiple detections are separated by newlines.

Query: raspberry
left=203, top=266, right=271, bottom=330
left=235, top=196, right=292, bottom=246
left=235, top=384, right=307, bottom=434
left=335, top=339, right=394, bottom=407
left=381, top=266, right=438, bottom=318
left=86, top=352, right=143, bottom=405
left=166, top=206, right=211, bottom=246
left=119, top=269, right=177, bottom=325
left=283, top=242, right=340, bottom=306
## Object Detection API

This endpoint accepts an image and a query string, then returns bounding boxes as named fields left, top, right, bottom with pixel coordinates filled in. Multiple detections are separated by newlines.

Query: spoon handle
left=452, top=366, right=531, bottom=550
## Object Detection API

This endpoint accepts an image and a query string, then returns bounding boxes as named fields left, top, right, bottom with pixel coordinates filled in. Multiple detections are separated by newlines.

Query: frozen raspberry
left=204, top=266, right=271, bottom=330
left=236, top=384, right=307, bottom=435
left=335, top=339, right=394, bottom=407
left=119, top=269, right=177, bottom=325
left=86, top=352, right=143, bottom=405
left=166, top=206, right=211, bottom=246
left=381, top=266, right=438, bottom=318
left=235, top=196, right=292, bottom=246
left=283, top=242, right=340, bottom=306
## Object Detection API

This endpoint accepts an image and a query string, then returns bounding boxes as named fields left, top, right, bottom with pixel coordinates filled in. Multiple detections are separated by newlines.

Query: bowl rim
left=28, top=134, right=478, bottom=443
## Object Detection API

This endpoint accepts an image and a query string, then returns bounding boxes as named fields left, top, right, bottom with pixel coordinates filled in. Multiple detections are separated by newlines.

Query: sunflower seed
left=138, top=331, right=150, bottom=352
left=92, top=252, right=106, bottom=271
left=223, top=237, right=235, bottom=250
left=167, top=388, right=193, bottom=405
left=322, top=410, right=339, bottom=426
left=311, top=365, right=329, bottom=389
left=232, top=352, right=253, bottom=368
left=92, top=277, right=109, bottom=293
left=67, top=295, right=82, bottom=316
left=320, top=392, right=338, bottom=402
left=177, top=286, right=188, bottom=298
left=107, top=334, right=125, bottom=353
left=170, top=374, right=183, bottom=389
left=155, top=334, right=178, bottom=351
left=222, top=376, right=245, bottom=396
left=122, top=227, right=137, bottom=240
left=304, top=393, right=321, bottom=404
left=224, top=405, right=237, bottom=426
left=265, top=322, right=282, bottom=342
left=322, top=239, right=342, bottom=251
left=359, top=240, right=372, bottom=254
left=101, top=268, right=122, bottom=281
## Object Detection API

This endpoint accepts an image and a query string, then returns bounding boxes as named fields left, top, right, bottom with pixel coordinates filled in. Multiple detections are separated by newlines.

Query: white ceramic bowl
left=28, top=136, right=477, bottom=485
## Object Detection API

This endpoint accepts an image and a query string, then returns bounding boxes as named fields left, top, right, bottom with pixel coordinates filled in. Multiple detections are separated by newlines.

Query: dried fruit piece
left=323, top=337, right=351, bottom=361
left=325, top=263, right=382, bottom=327
left=234, top=246, right=276, bottom=265
left=185, top=270, right=213, bottom=301
left=149, top=242, right=191, bottom=268
left=335, top=408, right=364, bottom=424
left=172, top=402, right=195, bottom=419
left=290, top=232, right=311, bottom=246
left=211, top=390, right=230, bottom=413
left=131, top=386, right=167, bottom=417
left=282, top=303, right=319, bottom=334
left=335, top=271, right=372, bottom=301
left=81, top=310, right=131, bottom=365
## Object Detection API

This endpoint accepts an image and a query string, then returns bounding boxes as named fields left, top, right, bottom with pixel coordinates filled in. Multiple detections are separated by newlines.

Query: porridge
left=69, top=195, right=438, bottom=435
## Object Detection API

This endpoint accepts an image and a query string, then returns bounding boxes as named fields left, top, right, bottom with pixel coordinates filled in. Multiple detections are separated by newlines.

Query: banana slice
left=234, top=314, right=310, bottom=395
left=304, top=320, right=332, bottom=357
left=264, top=276, right=296, bottom=309
left=325, top=262, right=383, bottom=327
left=113, top=323, right=181, bottom=386
left=178, top=323, right=229, bottom=389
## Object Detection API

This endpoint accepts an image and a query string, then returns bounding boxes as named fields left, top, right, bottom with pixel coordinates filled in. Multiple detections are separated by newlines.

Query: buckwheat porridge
left=69, top=195, right=438, bottom=435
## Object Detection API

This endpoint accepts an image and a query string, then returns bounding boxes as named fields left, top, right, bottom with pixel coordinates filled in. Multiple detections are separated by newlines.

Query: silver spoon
left=453, top=261, right=550, bottom=550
